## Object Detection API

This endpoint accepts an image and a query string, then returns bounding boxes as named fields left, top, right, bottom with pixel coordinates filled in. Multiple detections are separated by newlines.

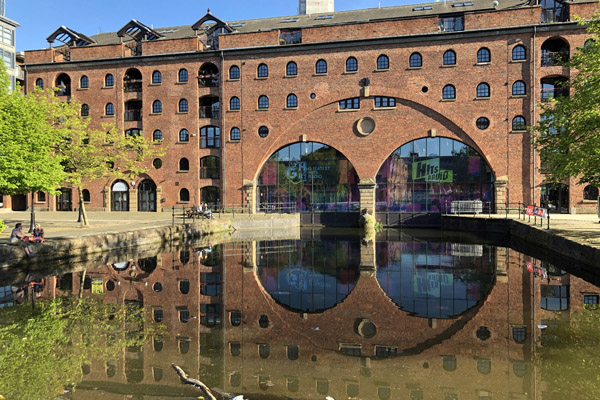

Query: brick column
left=359, top=238, right=377, bottom=277
left=242, top=179, right=257, bottom=215
left=494, top=176, right=508, bottom=213
left=103, top=186, right=110, bottom=212
left=129, top=187, right=138, bottom=212
left=156, top=186, right=163, bottom=212
left=358, top=177, right=377, bottom=215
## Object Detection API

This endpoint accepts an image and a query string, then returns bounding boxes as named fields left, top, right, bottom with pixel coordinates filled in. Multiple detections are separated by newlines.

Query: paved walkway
left=1, top=208, right=599, bottom=248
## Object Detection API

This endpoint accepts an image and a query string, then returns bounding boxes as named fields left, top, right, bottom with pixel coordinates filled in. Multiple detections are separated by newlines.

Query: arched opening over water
left=256, top=141, right=359, bottom=212
left=376, top=137, right=495, bottom=213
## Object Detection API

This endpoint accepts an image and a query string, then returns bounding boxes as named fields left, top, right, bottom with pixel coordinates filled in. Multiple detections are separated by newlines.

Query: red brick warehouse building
left=14, top=0, right=600, bottom=221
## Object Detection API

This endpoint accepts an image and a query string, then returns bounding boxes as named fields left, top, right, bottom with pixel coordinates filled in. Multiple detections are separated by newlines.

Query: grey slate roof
left=52, top=0, right=594, bottom=48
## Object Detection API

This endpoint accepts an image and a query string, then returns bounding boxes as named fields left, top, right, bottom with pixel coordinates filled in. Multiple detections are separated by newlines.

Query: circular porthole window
left=310, top=93, right=316, bottom=99
left=153, top=158, right=162, bottom=169
left=153, top=282, right=163, bottom=292
left=258, top=126, right=269, bottom=138
left=357, top=117, right=376, bottom=136
left=476, top=117, right=490, bottom=130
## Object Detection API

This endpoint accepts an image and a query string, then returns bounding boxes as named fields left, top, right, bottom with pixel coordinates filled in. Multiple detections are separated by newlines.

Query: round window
left=476, top=117, right=490, bottom=130
left=258, top=126, right=269, bottom=138
left=153, top=158, right=162, bottom=169
left=153, top=282, right=163, bottom=292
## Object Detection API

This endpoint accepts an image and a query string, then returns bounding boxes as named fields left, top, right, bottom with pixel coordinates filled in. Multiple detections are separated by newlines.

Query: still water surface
left=1, top=230, right=599, bottom=400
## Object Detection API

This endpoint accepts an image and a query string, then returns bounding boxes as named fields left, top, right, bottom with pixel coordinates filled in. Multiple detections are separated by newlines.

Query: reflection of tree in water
left=539, top=307, right=600, bottom=400
left=0, top=297, right=162, bottom=400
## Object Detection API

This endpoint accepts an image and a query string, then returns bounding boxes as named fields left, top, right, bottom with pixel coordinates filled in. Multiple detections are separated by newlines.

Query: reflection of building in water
left=33, top=237, right=600, bottom=399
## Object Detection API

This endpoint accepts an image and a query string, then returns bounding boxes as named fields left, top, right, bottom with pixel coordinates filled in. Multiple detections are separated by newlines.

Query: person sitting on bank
left=10, top=223, right=35, bottom=257
left=32, top=224, right=45, bottom=243
left=202, top=202, right=212, bottom=219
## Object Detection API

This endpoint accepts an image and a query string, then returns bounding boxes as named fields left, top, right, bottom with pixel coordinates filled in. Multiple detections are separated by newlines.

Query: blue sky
left=7, top=0, right=424, bottom=52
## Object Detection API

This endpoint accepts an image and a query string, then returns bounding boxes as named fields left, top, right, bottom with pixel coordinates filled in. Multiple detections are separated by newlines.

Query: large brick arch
left=246, top=96, right=501, bottom=184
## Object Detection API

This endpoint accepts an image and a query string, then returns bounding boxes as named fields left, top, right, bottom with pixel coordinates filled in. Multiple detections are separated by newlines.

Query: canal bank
left=0, top=210, right=300, bottom=267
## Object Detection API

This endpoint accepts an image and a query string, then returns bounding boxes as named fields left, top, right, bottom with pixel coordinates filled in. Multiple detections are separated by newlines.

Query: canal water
left=1, top=229, right=599, bottom=400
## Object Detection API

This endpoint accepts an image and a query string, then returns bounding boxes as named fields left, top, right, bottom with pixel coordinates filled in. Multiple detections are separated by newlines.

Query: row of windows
left=441, top=80, right=529, bottom=99
left=227, top=45, right=529, bottom=80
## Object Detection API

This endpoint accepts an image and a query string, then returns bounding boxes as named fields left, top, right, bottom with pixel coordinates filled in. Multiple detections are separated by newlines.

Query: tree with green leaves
left=532, top=15, right=600, bottom=193
left=53, top=102, right=165, bottom=226
left=0, top=64, right=68, bottom=230
left=0, top=296, right=163, bottom=400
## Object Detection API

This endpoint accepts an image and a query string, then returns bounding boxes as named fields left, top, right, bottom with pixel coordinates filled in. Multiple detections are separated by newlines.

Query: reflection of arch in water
left=255, top=239, right=361, bottom=313
left=376, top=240, right=496, bottom=319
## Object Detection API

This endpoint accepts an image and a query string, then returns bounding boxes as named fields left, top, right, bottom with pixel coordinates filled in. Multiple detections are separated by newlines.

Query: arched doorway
left=138, top=179, right=156, bottom=212
left=376, top=137, right=495, bottom=213
left=57, top=188, right=72, bottom=211
left=201, top=186, right=220, bottom=208
left=111, top=180, right=129, bottom=211
left=256, top=141, right=359, bottom=212
left=541, top=183, right=569, bottom=213
left=55, top=73, right=71, bottom=96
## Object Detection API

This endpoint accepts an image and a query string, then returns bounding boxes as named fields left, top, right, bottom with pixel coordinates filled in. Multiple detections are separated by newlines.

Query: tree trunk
left=171, top=364, right=217, bottom=400
left=78, top=187, right=89, bottom=226
left=28, top=191, right=36, bottom=233
left=78, top=269, right=87, bottom=299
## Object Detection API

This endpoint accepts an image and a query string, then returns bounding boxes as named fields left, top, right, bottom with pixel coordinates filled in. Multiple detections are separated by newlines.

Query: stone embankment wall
left=442, top=216, right=600, bottom=272
left=0, top=214, right=300, bottom=268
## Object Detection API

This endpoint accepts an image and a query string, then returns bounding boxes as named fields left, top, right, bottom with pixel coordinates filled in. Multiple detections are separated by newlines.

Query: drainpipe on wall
left=532, top=26, right=537, bottom=205
left=220, top=50, right=226, bottom=208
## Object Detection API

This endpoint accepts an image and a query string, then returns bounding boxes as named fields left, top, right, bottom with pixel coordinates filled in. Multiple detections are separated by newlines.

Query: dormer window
left=438, top=15, right=464, bottom=32
left=280, top=29, right=302, bottom=45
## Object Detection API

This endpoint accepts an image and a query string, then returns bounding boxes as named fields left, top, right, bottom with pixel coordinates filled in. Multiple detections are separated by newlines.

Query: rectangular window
left=201, top=272, right=222, bottom=296
left=541, top=285, right=569, bottom=311
left=338, top=343, right=361, bottom=356
left=201, top=127, right=221, bottom=148
left=438, top=15, right=464, bottom=32
left=280, top=29, right=302, bottom=45
left=339, top=98, right=360, bottom=110
left=0, top=48, right=14, bottom=69
left=0, top=26, right=14, bottom=46
left=584, top=294, right=599, bottom=305
left=374, top=96, right=396, bottom=108
left=375, top=346, right=397, bottom=358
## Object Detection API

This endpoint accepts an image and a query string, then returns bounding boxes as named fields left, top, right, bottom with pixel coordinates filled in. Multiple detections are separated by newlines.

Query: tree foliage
left=532, top=14, right=600, bottom=188
left=0, top=64, right=68, bottom=196
left=538, top=307, right=600, bottom=399
left=0, top=297, right=163, bottom=400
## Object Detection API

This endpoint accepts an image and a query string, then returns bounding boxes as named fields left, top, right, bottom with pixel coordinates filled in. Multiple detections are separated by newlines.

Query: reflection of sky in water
left=377, top=242, right=495, bottom=318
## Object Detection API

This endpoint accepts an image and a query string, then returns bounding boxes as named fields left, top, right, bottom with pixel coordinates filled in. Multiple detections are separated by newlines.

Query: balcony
left=199, top=106, right=220, bottom=119
left=541, top=51, right=568, bottom=67
left=124, top=81, right=142, bottom=92
left=198, top=74, right=219, bottom=88
left=124, top=110, right=142, bottom=121
left=540, top=87, right=569, bottom=102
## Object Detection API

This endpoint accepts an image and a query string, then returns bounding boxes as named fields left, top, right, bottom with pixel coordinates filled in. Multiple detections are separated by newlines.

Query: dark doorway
left=138, top=179, right=156, bottom=212
left=541, top=183, right=569, bottom=213
left=112, top=181, right=129, bottom=212
left=57, top=188, right=72, bottom=211
left=11, top=194, right=27, bottom=211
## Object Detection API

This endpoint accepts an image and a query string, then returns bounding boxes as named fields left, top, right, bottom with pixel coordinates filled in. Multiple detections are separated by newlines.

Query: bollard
left=172, top=206, right=175, bottom=227
left=547, top=214, right=550, bottom=230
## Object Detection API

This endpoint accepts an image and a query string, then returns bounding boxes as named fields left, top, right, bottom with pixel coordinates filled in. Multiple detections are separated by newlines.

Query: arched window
left=443, top=356, right=457, bottom=371
left=152, top=70, right=162, bottom=84
left=105, top=74, right=114, bottom=87
left=512, top=80, right=526, bottom=96
left=541, top=37, right=570, bottom=66
left=200, top=126, right=220, bottom=148
left=35, top=78, right=43, bottom=89
left=179, top=129, right=189, bottom=142
left=584, top=185, right=599, bottom=200
left=80, top=75, right=89, bottom=89
left=230, top=311, right=242, bottom=326
left=230, top=342, right=241, bottom=356
left=513, top=363, right=527, bottom=377
left=154, top=336, right=163, bottom=351
left=82, top=189, right=90, bottom=202
left=179, top=158, right=190, bottom=171
left=81, top=104, right=89, bottom=117
left=153, top=307, right=163, bottom=322
left=259, top=343, right=270, bottom=358
left=152, top=100, right=162, bottom=114
left=512, top=327, right=526, bottom=343
left=286, top=61, right=298, bottom=76
left=230, top=127, right=241, bottom=141
left=476, top=117, right=490, bottom=130
left=178, top=98, right=188, bottom=113
left=153, top=130, right=163, bottom=142
left=258, top=126, right=269, bottom=138
left=442, top=85, right=456, bottom=99
left=230, top=96, right=240, bottom=110
left=258, top=95, right=269, bottom=109
left=229, top=65, right=240, bottom=80
left=178, top=68, right=188, bottom=82
left=105, top=103, right=114, bottom=116
left=178, top=337, right=190, bottom=354
left=257, top=63, right=268, bottom=78
left=179, top=309, right=190, bottom=323
left=200, top=156, right=220, bottom=179
left=512, top=116, right=527, bottom=131
left=443, top=50, right=456, bottom=65
left=409, top=52, right=422, bottom=68
left=512, top=45, right=527, bottom=61
left=179, top=188, right=190, bottom=202
left=476, top=82, right=490, bottom=98
left=477, top=359, right=491, bottom=374
left=477, top=47, right=491, bottom=63
left=346, top=56, right=358, bottom=72
left=377, top=54, right=389, bottom=70
left=55, top=73, right=71, bottom=96
left=315, top=59, right=327, bottom=74
left=286, top=93, right=298, bottom=108
left=179, top=280, right=190, bottom=294
left=287, top=345, right=299, bottom=360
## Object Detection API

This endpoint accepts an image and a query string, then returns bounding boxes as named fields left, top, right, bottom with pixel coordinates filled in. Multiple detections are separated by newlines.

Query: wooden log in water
left=171, top=364, right=218, bottom=400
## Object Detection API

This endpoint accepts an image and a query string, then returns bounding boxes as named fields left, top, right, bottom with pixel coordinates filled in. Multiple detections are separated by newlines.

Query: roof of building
left=45, top=0, right=594, bottom=48
left=0, top=14, right=19, bottom=28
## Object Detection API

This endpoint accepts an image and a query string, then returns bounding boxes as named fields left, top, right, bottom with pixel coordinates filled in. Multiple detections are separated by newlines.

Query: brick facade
left=16, top=0, right=600, bottom=215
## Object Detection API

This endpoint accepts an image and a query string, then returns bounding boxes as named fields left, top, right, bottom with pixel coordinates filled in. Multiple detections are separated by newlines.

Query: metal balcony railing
left=541, top=87, right=569, bottom=102
left=199, top=106, right=220, bottom=119
left=198, top=75, right=219, bottom=87
left=124, top=110, right=142, bottom=121
left=541, top=51, right=568, bottom=66
left=124, top=81, right=142, bottom=92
